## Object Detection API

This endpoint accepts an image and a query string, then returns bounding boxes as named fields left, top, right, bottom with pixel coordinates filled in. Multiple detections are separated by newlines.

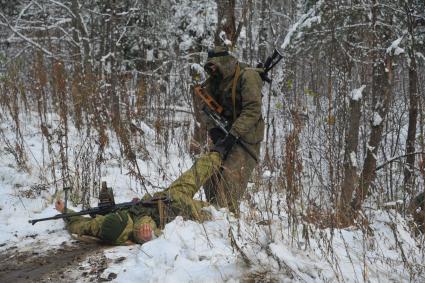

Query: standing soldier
left=202, top=46, right=264, bottom=214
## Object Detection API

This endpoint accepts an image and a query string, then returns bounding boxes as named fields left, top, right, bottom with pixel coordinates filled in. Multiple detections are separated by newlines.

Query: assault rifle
left=257, top=49, right=283, bottom=83
left=193, top=85, right=258, bottom=162
left=29, top=183, right=171, bottom=225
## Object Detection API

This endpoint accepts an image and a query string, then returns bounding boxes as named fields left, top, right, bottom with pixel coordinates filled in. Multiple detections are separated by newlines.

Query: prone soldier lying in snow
left=54, top=152, right=221, bottom=245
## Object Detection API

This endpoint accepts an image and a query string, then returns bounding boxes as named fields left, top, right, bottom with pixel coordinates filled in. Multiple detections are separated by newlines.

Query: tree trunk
left=403, top=0, right=420, bottom=192
left=353, top=56, right=393, bottom=210
left=70, top=0, right=92, bottom=73
left=339, top=84, right=362, bottom=220
left=107, top=0, right=120, bottom=125
left=404, top=54, right=419, bottom=191
left=214, top=0, right=236, bottom=46
left=257, top=0, right=268, bottom=61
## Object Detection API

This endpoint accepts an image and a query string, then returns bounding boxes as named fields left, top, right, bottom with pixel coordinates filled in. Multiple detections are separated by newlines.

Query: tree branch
left=375, top=151, right=425, bottom=171
left=0, top=11, right=55, bottom=57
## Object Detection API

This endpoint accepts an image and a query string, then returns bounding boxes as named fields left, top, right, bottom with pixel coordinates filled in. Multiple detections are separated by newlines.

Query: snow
left=372, top=112, right=383, bottom=126
left=1, top=0, right=425, bottom=282
left=146, top=49, right=154, bottom=62
left=350, top=85, right=365, bottom=101
left=101, top=52, right=114, bottom=62
left=1, top=105, right=424, bottom=283
left=350, top=151, right=358, bottom=168
left=387, top=37, right=405, bottom=56
left=416, top=52, right=425, bottom=63
left=106, top=213, right=243, bottom=282
left=219, top=30, right=232, bottom=46
left=278, top=0, right=323, bottom=52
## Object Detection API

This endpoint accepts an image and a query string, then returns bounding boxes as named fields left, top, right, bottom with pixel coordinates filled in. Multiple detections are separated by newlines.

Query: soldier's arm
left=229, top=70, right=263, bottom=139
left=55, top=199, right=91, bottom=227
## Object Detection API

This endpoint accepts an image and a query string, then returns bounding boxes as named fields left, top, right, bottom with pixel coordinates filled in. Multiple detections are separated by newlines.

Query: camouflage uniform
left=203, top=47, right=264, bottom=213
left=64, top=152, right=222, bottom=245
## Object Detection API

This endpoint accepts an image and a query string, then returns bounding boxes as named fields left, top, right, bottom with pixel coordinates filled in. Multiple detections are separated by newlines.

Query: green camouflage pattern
left=65, top=209, right=135, bottom=245
left=204, top=49, right=264, bottom=147
left=154, top=151, right=222, bottom=221
left=63, top=152, right=222, bottom=245
left=203, top=48, right=264, bottom=214
left=204, top=141, right=259, bottom=214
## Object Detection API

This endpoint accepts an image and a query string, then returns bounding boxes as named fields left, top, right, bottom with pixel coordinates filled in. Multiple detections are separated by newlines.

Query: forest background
left=0, top=0, right=425, bottom=282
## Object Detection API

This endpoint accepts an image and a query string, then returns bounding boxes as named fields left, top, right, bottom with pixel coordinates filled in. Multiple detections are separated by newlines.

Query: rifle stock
left=257, top=49, right=283, bottom=83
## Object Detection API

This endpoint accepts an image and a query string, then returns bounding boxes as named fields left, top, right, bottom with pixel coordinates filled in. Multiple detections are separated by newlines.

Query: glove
left=212, top=133, right=237, bottom=159
left=209, top=127, right=226, bottom=144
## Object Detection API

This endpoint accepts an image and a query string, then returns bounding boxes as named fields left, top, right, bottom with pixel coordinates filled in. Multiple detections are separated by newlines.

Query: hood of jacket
left=204, top=48, right=238, bottom=80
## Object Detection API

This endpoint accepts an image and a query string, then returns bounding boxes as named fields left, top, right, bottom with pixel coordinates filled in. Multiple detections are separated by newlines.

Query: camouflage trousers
left=65, top=213, right=106, bottom=238
left=155, top=152, right=222, bottom=221
left=204, top=142, right=260, bottom=214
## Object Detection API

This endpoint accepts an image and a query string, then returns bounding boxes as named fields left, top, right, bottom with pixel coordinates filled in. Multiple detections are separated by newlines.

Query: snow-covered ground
left=1, top=112, right=424, bottom=283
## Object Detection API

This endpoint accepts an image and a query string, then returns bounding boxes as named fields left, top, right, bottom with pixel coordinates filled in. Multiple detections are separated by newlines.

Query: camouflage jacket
left=204, top=53, right=264, bottom=149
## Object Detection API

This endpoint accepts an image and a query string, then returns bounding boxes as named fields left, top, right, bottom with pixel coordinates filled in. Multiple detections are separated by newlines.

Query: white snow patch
left=350, top=151, right=358, bottom=168
left=219, top=30, right=232, bottom=46
left=146, top=49, right=154, bottom=62
left=372, top=112, right=383, bottom=126
left=104, top=212, right=243, bottom=282
left=387, top=37, right=405, bottom=56
left=279, top=0, right=323, bottom=52
left=350, top=85, right=365, bottom=101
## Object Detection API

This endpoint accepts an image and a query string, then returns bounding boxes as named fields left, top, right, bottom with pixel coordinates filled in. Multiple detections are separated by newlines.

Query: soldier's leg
left=220, top=143, right=259, bottom=215
left=204, top=168, right=222, bottom=205
left=165, top=152, right=221, bottom=199
left=66, top=215, right=106, bottom=238
left=156, top=152, right=221, bottom=221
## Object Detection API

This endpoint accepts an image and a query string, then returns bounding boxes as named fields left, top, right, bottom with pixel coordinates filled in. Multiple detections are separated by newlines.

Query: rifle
left=29, top=183, right=171, bottom=225
left=193, top=85, right=258, bottom=162
left=257, top=49, right=283, bottom=83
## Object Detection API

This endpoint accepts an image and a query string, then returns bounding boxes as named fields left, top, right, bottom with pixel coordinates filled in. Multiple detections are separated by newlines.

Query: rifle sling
left=158, top=199, right=166, bottom=229
left=231, top=63, right=241, bottom=122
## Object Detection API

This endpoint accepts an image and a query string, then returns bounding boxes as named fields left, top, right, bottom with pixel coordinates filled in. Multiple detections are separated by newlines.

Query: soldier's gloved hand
left=212, top=133, right=237, bottom=159
left=209, top=127, right=225, bottom=144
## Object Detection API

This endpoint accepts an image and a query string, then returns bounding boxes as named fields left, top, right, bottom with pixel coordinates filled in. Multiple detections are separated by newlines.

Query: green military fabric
left=204, top=47, right=264, bottom=148
left=206, top=142, right=259, bottom=214
left=203, top=47, right=264, bottom=214
left=154, top=152, right=222, bottom=221
left=62, top=152, right=222, bottom=245
left=65, top=209, right=136, bottom=245
left=99, top=211, right=130, bottom=244
left=65, top=208, right=106, bottom=239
